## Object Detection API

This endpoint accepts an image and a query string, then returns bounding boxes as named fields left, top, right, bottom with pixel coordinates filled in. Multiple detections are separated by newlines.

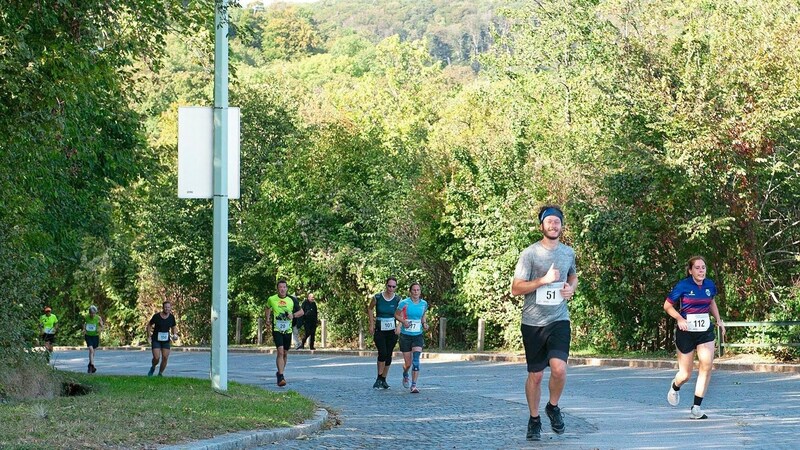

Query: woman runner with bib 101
left=368, top=276, right=402, bottom=389
left=663, top=256, right=726, bottom=419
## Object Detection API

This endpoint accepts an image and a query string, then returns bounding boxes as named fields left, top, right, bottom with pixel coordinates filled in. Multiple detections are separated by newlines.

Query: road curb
left=54, top=345, right=800, bottom=373
left=160, top=408, right=329, bottom=450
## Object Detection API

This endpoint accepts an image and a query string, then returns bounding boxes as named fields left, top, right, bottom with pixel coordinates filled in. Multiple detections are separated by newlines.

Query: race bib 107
left=406, top=320, right=422, bottom=332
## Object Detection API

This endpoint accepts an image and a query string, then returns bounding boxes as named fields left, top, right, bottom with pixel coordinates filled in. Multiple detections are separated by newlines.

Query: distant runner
left=147, top=301, right=178, bottom=377
left=395, top=282, right=429, bottom=394
left=664, top=255, right=726, bottom=419
left=265, top=279, right=303, bottom=387
left=39, top=306, right=58, bottom=354
left=83, top=305, right=104, bottom=373
left=368, top=277, right=401, bottom=389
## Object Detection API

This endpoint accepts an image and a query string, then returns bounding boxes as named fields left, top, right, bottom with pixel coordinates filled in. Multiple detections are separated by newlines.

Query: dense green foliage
left=3, top=0, right=799, bottom=356
left=0, top=0, right=213, bottom=351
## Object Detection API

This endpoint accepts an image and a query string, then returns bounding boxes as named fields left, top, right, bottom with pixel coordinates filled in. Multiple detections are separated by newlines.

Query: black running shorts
left=151, top=337, right=171, bottom=350
left=522, top=320, right=571, bottom=373
left=398, top=333, right=424, bottom=352
left=674, top=327, right=716, bottom=354
left=272, top=331, right=293, bottom=350
left=85, top=335, right=100, bottom=349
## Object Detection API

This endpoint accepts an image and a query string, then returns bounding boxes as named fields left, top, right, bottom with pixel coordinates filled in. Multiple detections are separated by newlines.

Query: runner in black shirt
left=299, top=293, right=319, bottom=350
left=147, top=301, right=178, bottom=376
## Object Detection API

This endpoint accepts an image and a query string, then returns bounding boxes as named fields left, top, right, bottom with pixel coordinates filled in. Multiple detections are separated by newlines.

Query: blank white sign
left=178, top=106, right=240, bottom=199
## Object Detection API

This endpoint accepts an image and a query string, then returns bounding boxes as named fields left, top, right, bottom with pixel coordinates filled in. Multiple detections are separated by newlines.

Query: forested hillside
left=2, top=0, right=799, bottom=359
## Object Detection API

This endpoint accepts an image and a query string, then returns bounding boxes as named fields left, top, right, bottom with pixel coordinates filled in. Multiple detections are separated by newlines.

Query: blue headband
left=539, top=207, right=564, bottom=224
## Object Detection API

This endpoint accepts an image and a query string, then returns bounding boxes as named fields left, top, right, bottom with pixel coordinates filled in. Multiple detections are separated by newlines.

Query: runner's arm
left=511, top=263, right=560, bottom=296
left=663, top=299, right=688, bottom=331
left=367, top=297, right=376, bottom=333
left=709, top=299, right=725, bottom=336
left=560, top=274, right=578, bottom=300
left=511, top=277, right=548, bottom=296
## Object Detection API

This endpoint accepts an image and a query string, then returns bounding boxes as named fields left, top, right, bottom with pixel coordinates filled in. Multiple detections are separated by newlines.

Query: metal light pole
left=211, top=0, right=229, bottom=391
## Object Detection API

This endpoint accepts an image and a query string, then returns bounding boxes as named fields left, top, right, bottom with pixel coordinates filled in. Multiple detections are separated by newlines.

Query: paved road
left=54, top=350, right=800, bottom=449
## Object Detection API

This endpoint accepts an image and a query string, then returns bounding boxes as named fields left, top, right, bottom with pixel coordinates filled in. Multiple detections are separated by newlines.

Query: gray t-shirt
left=513, top=241, right=577, bottom=326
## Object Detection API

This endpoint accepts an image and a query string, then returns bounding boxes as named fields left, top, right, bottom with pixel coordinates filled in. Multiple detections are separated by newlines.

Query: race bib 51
left=536, top=283, right=564, bottom=305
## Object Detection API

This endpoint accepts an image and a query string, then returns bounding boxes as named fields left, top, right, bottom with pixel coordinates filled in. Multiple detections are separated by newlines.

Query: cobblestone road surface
left=54, top=350, right=800, bottom=449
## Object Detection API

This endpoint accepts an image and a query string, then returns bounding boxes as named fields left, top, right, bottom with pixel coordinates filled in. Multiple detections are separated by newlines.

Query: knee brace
left=412, top=351, right=421, bottom=372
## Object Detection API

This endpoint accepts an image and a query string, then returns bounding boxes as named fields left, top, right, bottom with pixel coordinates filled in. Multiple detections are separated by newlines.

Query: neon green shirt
left=267, top=295, right=297, bottom=334
left=85, top=314, right=101, bottom=336
left=40, top=314, right=58, bottom=334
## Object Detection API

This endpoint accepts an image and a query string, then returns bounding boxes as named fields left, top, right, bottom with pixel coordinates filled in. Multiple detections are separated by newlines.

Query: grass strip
left=0, top=373, right=316, bottom=449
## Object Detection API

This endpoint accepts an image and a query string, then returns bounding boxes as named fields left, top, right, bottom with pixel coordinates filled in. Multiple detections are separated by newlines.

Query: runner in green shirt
left=39, top=306, right=58, bottom=354
left=83, top=305, right=104, bottom=373
left=265, top=279, right=303, bottom=386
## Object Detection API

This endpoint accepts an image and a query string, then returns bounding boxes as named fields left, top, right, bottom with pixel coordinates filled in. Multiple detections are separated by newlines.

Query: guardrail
left=717, top=321, right=800, bottom=357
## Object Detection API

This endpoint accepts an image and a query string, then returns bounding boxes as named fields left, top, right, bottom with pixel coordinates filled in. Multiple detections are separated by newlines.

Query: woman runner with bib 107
left=663, top=256, right=726, bottom=419
left=395, top=282, right=429, bottom=394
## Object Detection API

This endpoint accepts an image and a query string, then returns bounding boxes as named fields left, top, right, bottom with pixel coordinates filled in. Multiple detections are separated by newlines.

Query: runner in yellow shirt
left=39, top=306, right=58, bottom=354
left=83, top=305, right=104, bottom=373
left=265, top=279, right=303, bottom=386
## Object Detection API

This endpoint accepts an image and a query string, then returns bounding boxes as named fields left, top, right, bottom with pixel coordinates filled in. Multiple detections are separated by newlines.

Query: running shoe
left=667, top=382, right=680, bottom=406
left=373, top=377, right=382, bottom=389
left=526, top=416, right=542, bottom=441
left=87, top=363, right=92, bottom=374
left=380, top=378, right=390, bottom=389
left=690, top=405, right=707, bottom=420
left=147, top=365, right=155, bottom=377
left=410, top=384, right=419, bottom=394
left=90, top=364, right=97, bottom=374
left=545, top=403, right=565, bottom=434
left=277, top=371, right=287, bottom=387
left=402, top=372, right=410, bottom=389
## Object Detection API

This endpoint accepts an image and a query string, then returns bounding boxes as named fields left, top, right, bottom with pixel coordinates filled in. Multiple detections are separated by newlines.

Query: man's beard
left=544, top=229, right=561, bottom=240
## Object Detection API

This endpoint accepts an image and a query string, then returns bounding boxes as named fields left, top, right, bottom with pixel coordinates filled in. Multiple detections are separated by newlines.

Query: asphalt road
left=53, top=349, right=800, bottom=449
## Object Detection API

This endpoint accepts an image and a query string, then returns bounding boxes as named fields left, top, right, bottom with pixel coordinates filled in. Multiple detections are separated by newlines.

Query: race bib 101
left=536, top=283, right=564, bottom=305
left=379, top=317, right=395, bottom=331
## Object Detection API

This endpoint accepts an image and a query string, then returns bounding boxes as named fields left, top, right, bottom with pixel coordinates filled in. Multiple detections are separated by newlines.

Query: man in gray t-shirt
left=511, top=205, right=577, bottom=441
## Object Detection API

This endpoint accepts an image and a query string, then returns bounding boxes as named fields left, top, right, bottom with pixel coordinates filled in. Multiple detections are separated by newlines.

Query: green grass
left=0, top=373, right=316, bottom=450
